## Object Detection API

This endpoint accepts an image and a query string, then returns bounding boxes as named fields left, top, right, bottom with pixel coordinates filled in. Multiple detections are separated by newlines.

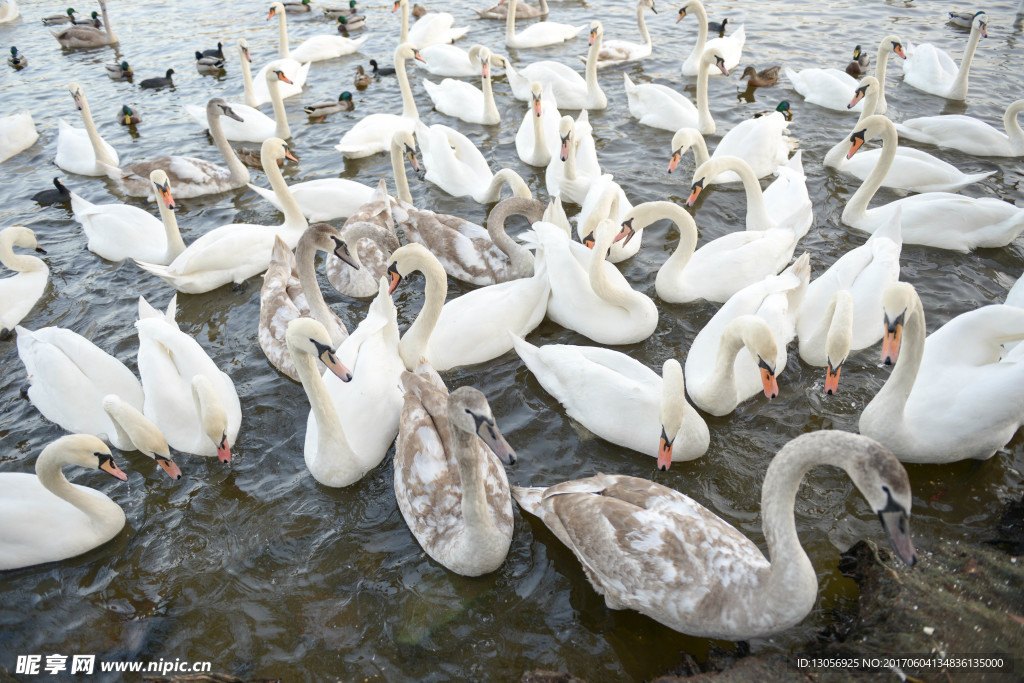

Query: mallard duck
left=845, top=44, right=869, bottom=77
left=324, top=0, right=359, bottom=18
left=195, top=51, right=226, bottom=73
left=199, top=41, right=224, bottom=58
left=412, top=3, right=427, bottom=18
left=41, top=7, right=76, bottom=25
left=139, top=68, right=174, bottom=89
left=73, top=10, right=100, bottom=27
left=31, top=178, right=71, bottom=204
left=337, top=14, right=364, bottom=31
left=740, top=64, right=780, bottom=87
left=369, top=59, right=395, bottom=77
left=354, top=64, right=371, bottom=89
left=948, top=11, right=975, bottom=27
left=8, top=46, right=26, bottom=69
left=117, top=105, right=141, bottom=126
left=303, top=92, right=353, bottom=121
left=105, top=60, right=132, bottom=80
left=754, top=100, right=793, bottom=121
left=283, top=0, right=312, bottom=10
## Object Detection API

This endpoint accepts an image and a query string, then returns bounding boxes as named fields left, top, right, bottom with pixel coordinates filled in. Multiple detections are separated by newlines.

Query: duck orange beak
left=825, top=360, right=842, bottom=395
left=759, top=359, right=779, bottom=399
left=657, top=427, right=673, bottom=471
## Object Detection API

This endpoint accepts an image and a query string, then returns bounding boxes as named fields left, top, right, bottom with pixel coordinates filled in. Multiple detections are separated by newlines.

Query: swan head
left=880, top=282, right=918, bottom=365
left=207, top=97, right=244, bottom=124
left=395, top=42, right=426, bottom=64
left=667, top=127, right=703, bottom=173
left=658, top=359, right=686, bottom=471
left=191, top=376, right=232, bottom=463
left=557, top=115, right=575, bottom=161
left=676, top=4, right=689, bottom=22
left=701, top=47, right=729, bottom=76
left=42, top=434, right=128, bottom=481
left=528, top=82, right=544, bottom=117
left=237, top=38, right=252, bottom=63
left=265, top=62, right=294, bottom=85
left=391, top=129, right=421, bottom=175
left=304, top=222, right=360, bottom=270
left=848, top=76, right=879, bottom=109
left=68, top=82, right=86, bottom=111
left=101, top=395, right=182, bottom=480
left=972, top=11, right=988, bottom=38
left=642, top=0, right=657, bottom=13
left=884, top=36, right=906, bottom=60
left=731, top=315, right=779, bottom=399
left=588, top=20, right=603, bottom=46
left=267, top=2, right=285, bottom=20
left=149, top=170, right=175, bottom=210
left=847, top=114, right=893, bottom=160
left=449, top=386, right=517, bottom=465
left=261, top=137, right=299, bottom=169
left=286, top=318, right=354, bottom=383
left=824, top=290, right=854, bottom=395
left=3, top=226, right=46, bottom=254
left=386, top=242, right=444, bottom=294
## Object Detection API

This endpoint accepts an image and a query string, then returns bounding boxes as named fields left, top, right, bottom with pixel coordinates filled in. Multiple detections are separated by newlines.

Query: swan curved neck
left=696, top=53, right=715, bottom=134
left=291, top=343, right=356, bottom=474
left=397, top=51, right=419, bottom=119
left=710, top=157, right=774, bottom=229
left=98, top=0, right=116, bottom=43
left=688, top=2, right=710, bottom=64
left=35, top=448, right=114, bottom=521
left=208, top=107, right=250, bottom=186
left=481, top=64, right=499, bottom=124
left=453, top=428, right=499, bottom=541
left=262, top=149, right=304, bottom=229
left=844, top=120, right=897, bottom=224
left=240, top=52, right=257, bottom=108
left=267, top=73, right=292, bottom=139
left=862, top=296, right=924, bottom=436
left=871, top=38, right=893, bottom=113
left=390, top=138, right=414, bottom=204
left=78, top=93, right=116, bottom=167
left=488, top=198, right=543, bottom=276
left=588, top=227, right=634, bottom=309
left=399, top=255, right=446, bottom=370
left=480, top=168, right=531, bottom=203
left=636, top=2, right=651, bottom=45
left=644, top=202, right=698, bottom=273
left=153, top=191, right=186, bottom=261
left=400, top=0, right=410, bottom=43
left=701, top=320, right=747, bottom=409
left=1005, top=101, right=1024, bottom=152
left=505, top=0, right=517, bottom=42
left=295, top=239, right=345, bottom=348
left=950, top=23, right=984, bottom=98
left=585, top=29, right=603, bottom=103
left=276, top=9, right=290, bottom=58
left=0, top=232, right=46, bottom=273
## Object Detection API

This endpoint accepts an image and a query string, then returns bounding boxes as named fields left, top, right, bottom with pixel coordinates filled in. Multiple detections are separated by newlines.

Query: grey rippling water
left=1, top=0, right=1023, bottom=679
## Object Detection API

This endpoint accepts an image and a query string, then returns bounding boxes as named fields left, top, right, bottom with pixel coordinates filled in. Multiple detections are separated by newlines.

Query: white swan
left=0, top=226, right=47, bottom=339
left=395, top=365, right=516, bottom=576
left=423, top=46, right=501, bottom=125
left=843, top=115, right=1024, bottom=251
left=70, top=170, right=186, bottom=265
left=416, top=43, right=481, bottom=77
left=476, top=0, right=546, bottom=19
left=414, top=120, right=532, bottom=203
left=901, top=12, right=986, bottom=100
left=135, top=138, right=306, bottom=293
left=0, top=0, right=18, bottom=23
left=516, top=82, right=561, bottom=167
left=286, top=318, right=376, bottom=487
left=894, top=99, right=1024, bottom=158
left=545, top=113, right=605, bottom=205
left=575, top=177, right=635, bottom=261
left=395, top=0, right=468, bottom=49
left=0, top=109, right=38, bottom=163
left=326, top=180, right=401, bottom=298
left=269, top=1, right=368, bottom=64
left=51, top=0, right=116, bottom=47
left=187, top=54, right=290, bottom=142
left=824, top=77, right=995, bottom=192
left=136, top=295, right=241, bottom=461
left=686, top=254, right=810, bottom=415
left=678, top=0, right=744, bottom=76
left=511, top=430, right=916, bottom=639
left=594, top=0, right=655, bottom=68
left=860, top=282, right=1024, bottom=463
left=797, top=211, right=902, bottom=393
left=627, top=199, right=793, bottom=304
left=666, top=113, right=795, bottom=184
left=55, top=83, right=119, bottom=177
left=513, top=338, right=708, bottom=468
left=537, top=217, right=658, bottom=345
left=103, top=99, right=249, bottom=199
left=336, top=43, right=424, bottom=158
left=785, top=34, right=905, bottom=113
left=504, top=21, right=607, bottom=110
left=687, top=152, right=813, bottom=236
left=0, top=434, right=129, bottom=571
left=623, top=47, right=725, bottom=133
left=505, top=0, right=585, bottom=49
left=259, top=227, right=355, bottom=382
left=386, top=241, right=549, bottom=371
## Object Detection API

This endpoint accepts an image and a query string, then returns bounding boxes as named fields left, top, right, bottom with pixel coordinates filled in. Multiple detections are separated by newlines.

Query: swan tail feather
left=511, top=485, right=545, bottom=514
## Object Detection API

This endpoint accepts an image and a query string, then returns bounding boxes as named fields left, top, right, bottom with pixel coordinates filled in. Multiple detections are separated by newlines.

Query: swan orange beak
left=267, top=7, right=276, bottom=19
left=759, top=358, right=779, bottom=399
left=156, top=455, right=182, bottom=480
left=847, top=130, right=866, bottom=159
left=242, top=46, right=252, bottom=63
left=582, top=231, right=595, bottom=249
left=686, top=179, right=704, bottom=206
left=979, top=22, right=988, bottom=38
left=893, top=42, right=906, bottom=59
left=318, top=344, right=353, bottom=382
left=676, top=7, right=687, bottom=22
left=216, top=435, right=231, bottom=463
left=715, top=56, right=729, bottom=76
left=72, top=89, right=84, bottom=111
left=882, top=316, right=903, bottom=365
left=481, top=60, right=490, bottom=79
left=414, top=49, right=426, bottom=63
left=156, top=181, right=175, bottom=210
left=667, top=149, right=682, bottom=173
left=657, top=427, right=673, bottom=471
left=392, top=0, right=400, bottom=11
left=98, top=452, right=128, bottom=481
left=386, top=262, right=402, bottom=294
left=277, top=71, right=293, bottom=84
left=614, top=219, right=636, bottom=246
left=848, top=87, right=866, bottom=109
left=589, top=27, right=597, bottom=45
left=404, top=144, right=421, bottom=173
left=533, top=94, right=542, bottom=117
left=560, top=134, right=570, bottom=162
left=825, top=359, right=842, bottom=395
left=284, top=147, right=299, bottom=163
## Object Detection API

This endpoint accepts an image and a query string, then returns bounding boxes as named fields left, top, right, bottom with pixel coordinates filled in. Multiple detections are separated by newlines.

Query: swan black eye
left=757, top=357, right=773, bottom=372
left=850, top=129, right=866, bottom=144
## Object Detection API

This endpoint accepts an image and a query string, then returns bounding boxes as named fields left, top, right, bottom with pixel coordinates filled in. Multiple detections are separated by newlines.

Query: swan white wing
left=902, top=43, right=958, bottom=95
left=596, top=39, right=651, bottom=66
left=713, top=113, right=794, bottom=180
left=895, top=116, right=1012, bottom=156
left=624, top=79, right=698, bottom=131
left=248, top=178, right=374, bottom=222
left=252, top=59, right=310, bottom=103
left=54, top=119, right=119, bottom=176
left=761, top=154, right=812, bottom=236
left=783, top=67, right=862, bottom=112
left=509, top=21, right=586, bottom=48
left=857, top=194, right=1024, bottom=251
left=290, top=34, right=367, bottom=63
left=423, top=78, right=485, bottom=122
left=409, top=12, right=468, bottom=48
left=186, top=103, right=276, bottom=143
left=417, top=44, right=476, bottom=77
left=519, top=62, right=586, bottom=108
left=336, top=113, right=417, bottom=158
left=835, top=145, right=994, bottom=193
left=70, top=192, right=170, bottom=263
left=681, top=25, right=746, bottom=75
left=0, top=110, right=38, bottom=163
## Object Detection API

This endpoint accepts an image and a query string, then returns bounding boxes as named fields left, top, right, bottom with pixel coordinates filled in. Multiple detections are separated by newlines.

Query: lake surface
left=2, top=0, right=1023, bottom=679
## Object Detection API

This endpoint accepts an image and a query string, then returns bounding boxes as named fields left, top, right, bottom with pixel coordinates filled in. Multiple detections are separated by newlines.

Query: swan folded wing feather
left=424, top=78, right=483, bottom=119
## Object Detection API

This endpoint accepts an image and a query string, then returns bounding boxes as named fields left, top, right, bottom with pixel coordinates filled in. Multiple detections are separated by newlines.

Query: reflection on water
left=1, top=0, right=1023, bottom=679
